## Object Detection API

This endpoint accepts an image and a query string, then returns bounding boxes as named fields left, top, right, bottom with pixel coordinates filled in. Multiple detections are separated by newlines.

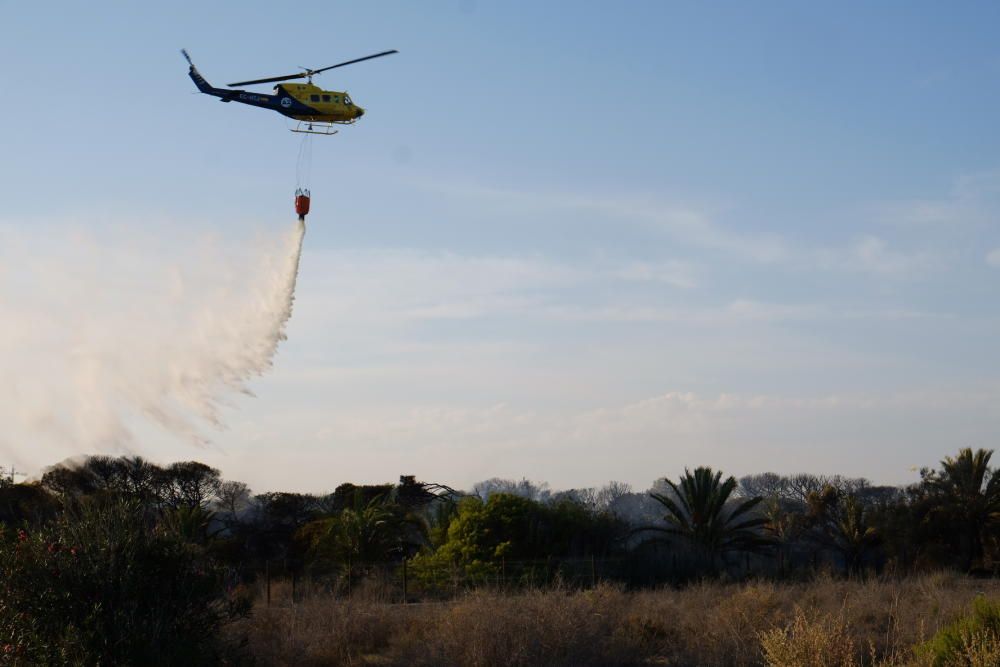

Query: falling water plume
left=0, top=218, right=308, bottom=459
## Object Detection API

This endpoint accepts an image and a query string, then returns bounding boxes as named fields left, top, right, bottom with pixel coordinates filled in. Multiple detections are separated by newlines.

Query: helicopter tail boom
left=181, top=49, right=233, bottom=99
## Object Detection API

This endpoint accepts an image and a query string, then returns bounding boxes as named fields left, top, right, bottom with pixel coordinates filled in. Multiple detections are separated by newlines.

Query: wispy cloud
left=843, top=235, right=936, bottom=277
left=417, top=180, right=790, bottom=264
left=613, top=260, right=699, bottom=289
left=299, top=249, right=582, bottom=324
left=988, top=248, right=1000, bottom=268
left=419, top=179, right=942, bottom=278
left=542, top=299, right=948, bottom=325
left=290, top=244, right=954, bottom=330
left=877, top=170, right=1000, bottom=227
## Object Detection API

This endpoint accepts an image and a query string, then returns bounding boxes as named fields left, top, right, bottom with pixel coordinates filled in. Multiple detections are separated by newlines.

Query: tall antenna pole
left=0, top=465, right=26, bottom=484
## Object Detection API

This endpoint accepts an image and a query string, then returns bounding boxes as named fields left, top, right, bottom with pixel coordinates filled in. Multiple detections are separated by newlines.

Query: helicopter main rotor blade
left=226, top=50, right=397, bottom=88
left=309, top=50, right=398, bottom=75
left=227, top=72, right=308, bottom=87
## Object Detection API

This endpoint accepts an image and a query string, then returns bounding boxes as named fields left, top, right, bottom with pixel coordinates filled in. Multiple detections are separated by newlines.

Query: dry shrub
left=236, top=595, right=399, bottom=667
left=389, top=584, right=646, bottom=667
left=953, top=630, right=1000, bottom=667
left=234, top=574, right=1000, bottom=667
left=760, top=608, right=858, bottom=667
left=617, top=580, right=791, bottom=666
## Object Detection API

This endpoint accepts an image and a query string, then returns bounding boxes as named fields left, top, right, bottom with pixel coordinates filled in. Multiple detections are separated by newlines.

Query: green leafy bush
left=916, top=596, right=1000, bottom=667
left=0, top=499, right=249, bottom=666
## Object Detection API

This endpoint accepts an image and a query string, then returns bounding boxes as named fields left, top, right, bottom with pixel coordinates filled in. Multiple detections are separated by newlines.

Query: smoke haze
left=0, top=219, right=305, bottom=460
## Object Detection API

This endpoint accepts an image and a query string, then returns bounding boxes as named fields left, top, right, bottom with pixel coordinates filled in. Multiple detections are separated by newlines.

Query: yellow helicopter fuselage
left=274, top=82, right=364, bottom=123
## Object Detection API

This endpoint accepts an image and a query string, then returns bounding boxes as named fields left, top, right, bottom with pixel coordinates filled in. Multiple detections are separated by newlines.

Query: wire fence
left=246, top=547, right=831, bottom=607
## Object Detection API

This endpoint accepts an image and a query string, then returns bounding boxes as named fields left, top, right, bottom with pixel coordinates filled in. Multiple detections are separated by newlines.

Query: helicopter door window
left=310, top=94, right=320, bottom=102
left=322, top=94, right=331, bottom=102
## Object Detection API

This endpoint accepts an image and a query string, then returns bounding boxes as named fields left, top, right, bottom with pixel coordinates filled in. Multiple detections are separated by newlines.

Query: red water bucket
left=295, top=188, right=311, bottom=218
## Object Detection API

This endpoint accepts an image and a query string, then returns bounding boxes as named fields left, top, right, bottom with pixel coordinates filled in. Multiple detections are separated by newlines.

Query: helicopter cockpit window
left=344, top=95, right=352, bottom=105
left=310, top=94, right=320, bottom=102
left=322, top=94, right=331, bottom=102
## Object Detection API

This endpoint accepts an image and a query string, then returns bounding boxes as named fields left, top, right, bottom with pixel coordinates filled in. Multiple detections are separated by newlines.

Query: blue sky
left=1, top=2, right=999, bottom=492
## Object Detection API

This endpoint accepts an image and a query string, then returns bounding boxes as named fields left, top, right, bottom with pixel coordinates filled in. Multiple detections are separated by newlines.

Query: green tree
left=922, top=448, right=1000, bottom=571
left=645, top=467, right=772, bottom=569
left=434, top=493, right=596, bottom=565
left=415, top=494, right=553, bottom=587
left=0, top=500, right=248, bottom=665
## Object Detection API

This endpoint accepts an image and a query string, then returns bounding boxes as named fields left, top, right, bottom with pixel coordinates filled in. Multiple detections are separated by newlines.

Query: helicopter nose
left=356, top=107, right=365, bottom=118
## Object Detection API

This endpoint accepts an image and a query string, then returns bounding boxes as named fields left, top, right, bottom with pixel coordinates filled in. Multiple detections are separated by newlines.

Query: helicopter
left=181, top=49, right=397, bottom=135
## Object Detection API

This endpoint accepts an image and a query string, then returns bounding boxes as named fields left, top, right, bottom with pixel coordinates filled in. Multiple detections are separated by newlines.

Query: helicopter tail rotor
left=180, top=48, right=226, bottom=96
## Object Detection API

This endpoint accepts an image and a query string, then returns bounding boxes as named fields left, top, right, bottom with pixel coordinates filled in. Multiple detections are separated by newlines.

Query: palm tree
left=806, top=487, right=880, bottom=575
left=318, top=496, right=427, bottom=572
left=923, top=448, right=1000, bottom=571
left=833, top=495, right=881, bottom=574
left=645, top=467, right=772, bottom=571
left=763, top=498, right=805, bottom=574
left=159, top=505, right=219, bottom=545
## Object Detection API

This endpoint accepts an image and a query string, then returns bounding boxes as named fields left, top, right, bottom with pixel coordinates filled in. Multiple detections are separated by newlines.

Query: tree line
left=2, top=447, right=999, bottom=580
left=4, top=447, right=1000, bottom=663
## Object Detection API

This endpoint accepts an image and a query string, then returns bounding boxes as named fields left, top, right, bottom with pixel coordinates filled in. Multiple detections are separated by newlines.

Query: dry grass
left=232, top=573, right=1000, bottom=667
left=951, top=631, right=1000, bottom=667
left=760, top=608, right=860, bottom=667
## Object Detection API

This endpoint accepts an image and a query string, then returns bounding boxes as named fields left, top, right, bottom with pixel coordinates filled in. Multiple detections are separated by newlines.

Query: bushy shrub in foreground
left=759, top=608, right=859, bottom=667
left=0, top=499, right=249, bottom=666
left=916, top=595, right=1000, bottom=667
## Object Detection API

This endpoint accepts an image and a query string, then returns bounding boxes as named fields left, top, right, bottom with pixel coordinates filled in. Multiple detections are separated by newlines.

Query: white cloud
left=295, top=249, right=584, bottom=326
left=878, top=170, right=1000, bottom=227
left=846, top=235, right=935, bottom=277
left=987, top=248, right=1000, bottom=267
left=541, top=299, right=946, bottom=326
left=421, top=179, right=945, bottom=278
left=614, top=260, right=699, bottom=289
left=418, top=179, right=791, bottom=264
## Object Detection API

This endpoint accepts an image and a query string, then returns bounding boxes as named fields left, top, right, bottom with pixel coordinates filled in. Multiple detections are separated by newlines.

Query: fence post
left=402, top=557, right=408, bottom=604
left=266, top=560, right=271, bottom=607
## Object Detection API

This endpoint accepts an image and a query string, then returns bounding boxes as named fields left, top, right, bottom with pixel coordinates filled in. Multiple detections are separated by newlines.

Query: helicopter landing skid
left=291, top=121, right=339, bottom=136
